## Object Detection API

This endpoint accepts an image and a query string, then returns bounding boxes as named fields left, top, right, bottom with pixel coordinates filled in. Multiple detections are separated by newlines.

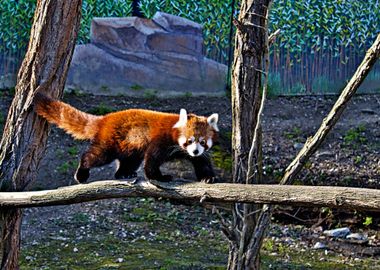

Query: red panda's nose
left=193, top=149, right=199, bottom=155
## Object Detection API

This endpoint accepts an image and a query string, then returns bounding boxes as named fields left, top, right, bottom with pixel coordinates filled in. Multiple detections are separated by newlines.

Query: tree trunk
left=230, top=0, right=271, bottom=269
left=0, top=1, right=82, bottom=268
left=247, top=33, right=380, bottom=266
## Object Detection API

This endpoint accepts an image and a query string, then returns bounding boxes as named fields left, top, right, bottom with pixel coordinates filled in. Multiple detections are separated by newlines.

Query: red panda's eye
left=187, top=138, right=193, bottom=144
left=200, top=140, right=206, bottom=146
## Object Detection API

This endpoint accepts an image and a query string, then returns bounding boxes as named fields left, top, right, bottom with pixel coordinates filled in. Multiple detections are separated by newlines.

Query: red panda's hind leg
left=115, top=153, right=143, bottom=179
left=75, top=145, right=114, bottom=183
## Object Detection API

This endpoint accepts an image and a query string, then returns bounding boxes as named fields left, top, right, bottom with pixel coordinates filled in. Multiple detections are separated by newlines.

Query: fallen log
left=0, top=179, right=379, bottom=212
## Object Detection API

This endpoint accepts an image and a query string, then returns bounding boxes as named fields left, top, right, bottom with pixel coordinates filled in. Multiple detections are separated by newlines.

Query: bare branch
left=0, top=180, right=379, bottom=212
left=281, top=33, right=380, bottom=185
left=250, top=32, right=380, bottom=259
left=268, top=29, right=281, bottom=45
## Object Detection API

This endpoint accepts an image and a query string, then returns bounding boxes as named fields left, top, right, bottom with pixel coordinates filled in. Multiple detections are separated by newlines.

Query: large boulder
left=66, top=12, right=227, bottom=96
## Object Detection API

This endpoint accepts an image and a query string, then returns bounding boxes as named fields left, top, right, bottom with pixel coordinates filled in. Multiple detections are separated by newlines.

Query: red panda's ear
left=173, top=108, right=188, bottom=128
left=207, top=113, right=219, bottom=131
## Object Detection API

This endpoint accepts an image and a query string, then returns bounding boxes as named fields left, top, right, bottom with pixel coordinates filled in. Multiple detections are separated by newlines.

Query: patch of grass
left=130, top=84, right=144, bottom=91
left=123, top=207, right=162, bottom=223
left=68, top=88, right=86, bottom=97
left=262, top=238, right=275, bottom=252
left=71, top=213, right=90, bottom=225
left=20, top=234, right=227, bottom=270
left=343, top=124, right=367, bottom=148
left=143, top=89, right=157, bottom=99
left=100, top=85, right=110, bottom=92
left=284, top=126, right=302, bottom=140
left=88, top=103, right=115, bottom=115
left=183, top=91, right=192, bottom=98
left=353, top=155, right=363, bottom=165
left=211, top=145, right=232, bottom=172
left=68, top=146, right=79, bottom=157
left=57, top=160, right=78, bottom=174
left=363, top=216, right=373, bottom=226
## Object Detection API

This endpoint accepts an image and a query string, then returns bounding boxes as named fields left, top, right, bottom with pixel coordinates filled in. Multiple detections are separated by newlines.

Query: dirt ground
left=0, top=91, right=379, bottom=269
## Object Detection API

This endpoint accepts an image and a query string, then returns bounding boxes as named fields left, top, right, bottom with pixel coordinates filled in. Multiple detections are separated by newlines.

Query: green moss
left=20, top=232, right=227, bottom=270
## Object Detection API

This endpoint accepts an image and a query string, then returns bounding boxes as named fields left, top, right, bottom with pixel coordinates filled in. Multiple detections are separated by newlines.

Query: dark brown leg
left=190, top=155, right=217, bottom=183
left=115, top=153, right=143, bottom=179
left=75, top=145, right=114, bottom=183
left=144, top=140, right=173, bottom=182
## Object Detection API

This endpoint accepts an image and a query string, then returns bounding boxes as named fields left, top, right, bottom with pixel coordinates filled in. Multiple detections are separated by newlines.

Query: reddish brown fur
left=34, top=93, right=101, bottom=140
left=33, top=93, right=218, bottom=183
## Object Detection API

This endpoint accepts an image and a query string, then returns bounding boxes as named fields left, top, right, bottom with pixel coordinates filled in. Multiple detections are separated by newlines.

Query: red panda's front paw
left=201, top=176, right=217, bottom=184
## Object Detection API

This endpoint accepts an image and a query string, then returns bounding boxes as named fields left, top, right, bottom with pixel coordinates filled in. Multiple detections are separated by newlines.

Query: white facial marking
left=207, top=113, right=219, bottom=131
left=186, top=142, right=205, bottom=157
left=207, top=138, right=213, bottom=148
left=178, top=135, right=187, bottom=147
left=173, top=108, right=188, bottom=128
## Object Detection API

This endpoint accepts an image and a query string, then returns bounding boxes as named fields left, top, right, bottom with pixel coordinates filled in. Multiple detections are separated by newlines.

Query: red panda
left=34, top=93, right=219, bottom=183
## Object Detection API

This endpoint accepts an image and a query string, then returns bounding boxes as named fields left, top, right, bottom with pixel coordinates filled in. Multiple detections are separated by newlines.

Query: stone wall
left=66, top=12, right=227, bottom=97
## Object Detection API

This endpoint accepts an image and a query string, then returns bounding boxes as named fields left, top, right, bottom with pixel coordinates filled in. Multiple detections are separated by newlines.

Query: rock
left=73, top=247, right=79, bottom=252
left=67, top=44, right=226, bottom=96
left=153, top=12, right=202, bottom=36
left=316, top=151, right=334, bottom=158
left=293, top=143, right=303, bottom=150
left=361, top=247, right=380, bottom=256
left=67, top=12, right=226, bottom=96
left=361, top=109, right=375, bottom=114
left=346, top=233, right=368, bottom=244
left=313, top=242, right=327, bottom=249
left=323, top=227, right=350, bottom=238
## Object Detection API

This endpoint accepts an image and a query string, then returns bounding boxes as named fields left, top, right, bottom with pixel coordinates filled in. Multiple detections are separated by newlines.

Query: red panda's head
left=173, top=109, right=218, bottom=157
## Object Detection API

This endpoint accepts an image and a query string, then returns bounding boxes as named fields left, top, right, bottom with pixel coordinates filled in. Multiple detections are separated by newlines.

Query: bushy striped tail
left=34, top=93, right=101, bottom=140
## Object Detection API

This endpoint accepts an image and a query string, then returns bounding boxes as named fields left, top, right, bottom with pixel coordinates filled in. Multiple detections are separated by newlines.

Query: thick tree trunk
left=230, top=0, right=271, bottom=269
left=0, top=1, right=82, bottom=268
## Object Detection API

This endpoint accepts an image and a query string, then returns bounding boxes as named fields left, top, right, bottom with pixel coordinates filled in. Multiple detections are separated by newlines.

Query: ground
left=0, top=90, right=379, bottom=269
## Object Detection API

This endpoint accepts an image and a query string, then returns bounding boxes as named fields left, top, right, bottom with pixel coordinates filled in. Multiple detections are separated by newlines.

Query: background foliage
left=0, top=0, right=379, bottom=94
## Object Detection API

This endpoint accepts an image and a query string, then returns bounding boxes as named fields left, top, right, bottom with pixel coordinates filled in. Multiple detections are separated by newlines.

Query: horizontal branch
left=0, top=179, right=379, bottom=212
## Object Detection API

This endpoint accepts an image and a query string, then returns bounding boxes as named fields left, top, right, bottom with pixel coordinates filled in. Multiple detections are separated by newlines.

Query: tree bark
left=230, top=0, right=272, bottom=268
left=0, top=180, right=380, bottom=211
left=0, top=1, right=82, bottom=268
left=248, top=33, right=380, bottom=265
